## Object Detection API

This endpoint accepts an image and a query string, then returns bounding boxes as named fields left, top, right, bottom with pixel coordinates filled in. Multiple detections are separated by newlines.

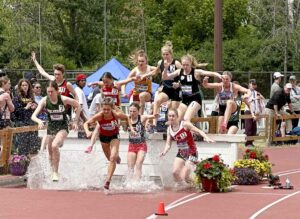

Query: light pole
left=214, top=0, right=223, bottom=73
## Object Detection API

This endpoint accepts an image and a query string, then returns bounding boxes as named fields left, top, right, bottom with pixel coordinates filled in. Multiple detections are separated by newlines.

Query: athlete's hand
left=31, top=51, right=36, bottom=62
left=172, top=82, right=180, bottom=89
left=38, top=121, right=45, bottom=129
left=72, top=123, right=78, bottom=131
left=159, top=152, right=166, bottom=157
left=204, top=137, right=215, bottom=143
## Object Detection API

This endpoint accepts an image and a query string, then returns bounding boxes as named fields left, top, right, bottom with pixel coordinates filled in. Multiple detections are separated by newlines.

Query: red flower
left=250, top=152, right=257, bottom=159
left=213, top=155, right=220, bottom=162
left=203, top=162, right=212, bottom=169
left=245, top=149, right=251, bottom=153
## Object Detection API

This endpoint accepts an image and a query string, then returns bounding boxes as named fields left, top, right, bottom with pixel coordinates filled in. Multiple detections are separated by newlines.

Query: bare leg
left=183, top=101, right=201, bottom=122
left=139, top=92, right=151, bottom=115
left=134, top=150, right=146, bottom=180
left=227, top=126, right=238, bottom=134
left=180, top=161, right=195, bottom=183
left=127, top=151, right=137, bottom=179
left=152, top=92, right=169, bottom=126
left=223, top=100, right=237, bottom=125
left=177, top=103, right=188, bottom=121
left=101, top=142, right=111, bottom=161
left=106, top=139, right=120, bottom=182
left=172, top=157, right=186, bottom=182
left=40, top=135, right=48, bottom=151
left=51, top=130, right=68, bottom=173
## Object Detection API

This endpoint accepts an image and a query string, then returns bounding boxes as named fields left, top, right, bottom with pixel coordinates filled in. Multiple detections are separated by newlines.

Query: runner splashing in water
left=160, top=109, right=214, bottom=184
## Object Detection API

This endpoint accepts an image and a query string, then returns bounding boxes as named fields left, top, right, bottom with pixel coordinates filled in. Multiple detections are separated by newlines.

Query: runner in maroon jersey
left=83, top=97, right=134, bottom=191
left=31, top=51, right=78, bottom=101
left=160, top=108, right=214, bottom=184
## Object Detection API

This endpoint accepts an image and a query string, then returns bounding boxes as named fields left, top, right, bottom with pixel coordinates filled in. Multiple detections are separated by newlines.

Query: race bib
left=50, top=114, right=63, bottom=121
left=136, top=85, right=148, bottom=92
left=181, top=85, right=192, bottom=95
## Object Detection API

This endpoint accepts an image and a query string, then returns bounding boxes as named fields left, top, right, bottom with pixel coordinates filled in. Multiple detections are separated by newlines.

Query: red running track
left=0, top=146, right=299, bottom=219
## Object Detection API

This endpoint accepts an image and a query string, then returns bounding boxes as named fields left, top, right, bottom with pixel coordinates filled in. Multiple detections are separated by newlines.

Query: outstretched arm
left=160, top=130, right=172, bottom=156
left=31, top=97, right=46, bottom=129
left=195, top=69, right=222, bottom=81
left=202, top=76, right=222, bottom=89
left=184, top=121, right=215, bottom=143
left=66, top=82, right=79, bottom=101
left=31, top=51, right=55, bottom=81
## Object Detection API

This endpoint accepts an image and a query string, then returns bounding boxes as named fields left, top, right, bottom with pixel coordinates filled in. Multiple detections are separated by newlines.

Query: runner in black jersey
left=140, top=41, right=182, bottom=129
left=163, top=54, right=221, bottom=122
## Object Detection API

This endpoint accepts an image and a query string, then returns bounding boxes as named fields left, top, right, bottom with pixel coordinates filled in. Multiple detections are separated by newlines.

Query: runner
left=123, top=50, right=156, bottom=114
left=83, top=97, right=133, bottom=190
left=162, top=54, right=221, bottom=121
left=127, top=102, right=155, bottom=180
left=160, top=108, right=214, bottom=184
left=203, top=71, right=251, bottom=134
left=141, top=41, right=182, bottom=130
left=31, top=51, right=78, bottom=101
left=31, top=81, right=81, bottom=182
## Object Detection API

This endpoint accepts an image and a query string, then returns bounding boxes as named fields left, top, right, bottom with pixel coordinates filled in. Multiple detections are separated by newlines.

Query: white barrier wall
left=31, top=131, right=245, bottom=189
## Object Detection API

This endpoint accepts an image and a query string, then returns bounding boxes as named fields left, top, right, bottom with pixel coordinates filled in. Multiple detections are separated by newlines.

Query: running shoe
left=103, top=181, right=110, bottom=190
left=84, top=145, right=93, bottom=153
left=52, top=172, right=59, bottom=182
left=116, top=156, right=121, bottom=164
left=220, top=122, right=227, bottom=134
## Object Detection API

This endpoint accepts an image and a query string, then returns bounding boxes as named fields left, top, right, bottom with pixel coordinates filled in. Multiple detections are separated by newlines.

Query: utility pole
left=38, top=2, right=42, bottom=64
left=214, top=0, right=223, bottom=73
left=283, top=0, right=289, bottom=83
left=103, top=0, right=107, bottom=62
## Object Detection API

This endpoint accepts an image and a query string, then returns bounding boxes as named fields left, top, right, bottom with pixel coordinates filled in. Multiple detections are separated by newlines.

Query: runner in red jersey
left=84, top=97, right=133, bottom=191
left=88, top=72, right=131, bottom=108
left=160, top=109, right=214, bottom=184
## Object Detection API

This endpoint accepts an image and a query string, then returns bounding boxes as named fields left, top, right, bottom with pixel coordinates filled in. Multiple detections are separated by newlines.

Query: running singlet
left=46, top=95, right=68, bottom=135
left=218, top=83, right=234, bottom=105
left=58, top=80, right=71, bottom=97
left=128, top=115, right=146, bottom=144
left=160, top=59, right=179, bottom=88
left=179, top=68, right=200, bottom=96
left=98, top=113, right=119, bottom=136
left=133, top=66, right=152, bottom=95
left=168, top=122, right=197, bottom=157
left=102, top=86, right=121, bottom=107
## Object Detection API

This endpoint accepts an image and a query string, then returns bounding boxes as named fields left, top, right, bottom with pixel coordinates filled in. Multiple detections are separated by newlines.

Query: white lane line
left=278, top=170, right=300, bottom=177
left=146, top=193, right=210, bottom=219
left=167, top=193, right=197, bottom=207
left=232, top=192, right=287, bottom=196
left=275, top=168, right=300, bottom=175
left=249, top=191, right=300, bottom=219
left=165, top=193, right=210, bottom=211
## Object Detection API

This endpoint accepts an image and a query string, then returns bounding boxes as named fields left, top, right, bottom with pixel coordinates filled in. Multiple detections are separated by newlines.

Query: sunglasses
left=35, top=86, right=41, bottom=89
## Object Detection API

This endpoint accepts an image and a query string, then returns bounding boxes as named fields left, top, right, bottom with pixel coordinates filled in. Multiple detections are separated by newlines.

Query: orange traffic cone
left=155, top=202, right=168, bottom=216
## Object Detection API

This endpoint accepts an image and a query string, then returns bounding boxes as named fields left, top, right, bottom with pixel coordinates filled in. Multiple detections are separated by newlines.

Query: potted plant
left=194, top=154, right=235, bottom=192
left=8, top=154, right=30, bottom=176
left=234, top=147, right=272, bottom=179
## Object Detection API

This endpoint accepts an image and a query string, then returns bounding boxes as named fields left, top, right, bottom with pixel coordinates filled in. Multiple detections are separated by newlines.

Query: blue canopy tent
left=81, top=58, right=159, bottom=103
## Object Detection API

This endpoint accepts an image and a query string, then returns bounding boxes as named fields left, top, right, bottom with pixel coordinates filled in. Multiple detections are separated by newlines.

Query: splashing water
left=26, top=135, right=179, bottom=192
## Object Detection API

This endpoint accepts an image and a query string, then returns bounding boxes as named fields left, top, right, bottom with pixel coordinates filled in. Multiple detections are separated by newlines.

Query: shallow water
left=26, top=137, right=177, bottom=192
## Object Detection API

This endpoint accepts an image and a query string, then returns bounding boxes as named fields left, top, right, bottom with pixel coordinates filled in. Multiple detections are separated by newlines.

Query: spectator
left=13, top=79, right=40, bottom=155
left=0, top=76, right=15, bottom=158
left=270, top=72, right=284, bottom=98
left=244, top=79, right=265, bottom=147
left=74, top=74, right=89, bottom=121
left=288, top=75, right=300, bottom=129
left=87, top=84, right=100, bottom=107
left=265, top=83, right=295, bottom=144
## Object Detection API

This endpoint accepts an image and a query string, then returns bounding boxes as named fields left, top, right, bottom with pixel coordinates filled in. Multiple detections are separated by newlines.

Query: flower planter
left=9, top=162, right=27, bottom=176
left=201, top=177, right=219, bottom=192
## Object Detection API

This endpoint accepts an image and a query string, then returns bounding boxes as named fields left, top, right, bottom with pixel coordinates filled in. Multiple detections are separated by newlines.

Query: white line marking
left=233, top=192, right=287, bottom=196
left=278, top=170, right=300, bottom=177
left=249, top=191, right=300, bottom=219
left=165, top=193, right=210, bottom=211
left=275, top=168, right=300, bottom=175
left=167, top=193, right=197, bottom=207
left=145, top=193, right=210, bottom=219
